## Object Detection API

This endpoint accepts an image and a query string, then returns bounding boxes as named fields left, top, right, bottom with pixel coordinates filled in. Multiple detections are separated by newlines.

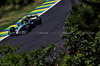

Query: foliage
left=0, top=43, right=57, bottom=66
left=62, top=29, right=100, bottom=65
left=82, top=0, right=100, bottom=3
left=61, top=0, right=100, bottom=65
left=67, top=3, right=100, bottom=38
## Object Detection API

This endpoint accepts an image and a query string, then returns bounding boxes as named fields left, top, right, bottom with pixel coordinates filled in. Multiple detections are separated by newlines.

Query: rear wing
left=26, top=15, right=38, bottom=19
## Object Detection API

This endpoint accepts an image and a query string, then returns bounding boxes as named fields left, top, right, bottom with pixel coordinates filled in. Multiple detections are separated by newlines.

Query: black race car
left=8, top=15, right=42, bottom=35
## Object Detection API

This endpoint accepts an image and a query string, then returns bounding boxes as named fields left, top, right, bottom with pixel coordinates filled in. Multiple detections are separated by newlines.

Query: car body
left=8, top=15, right=42, bottom=35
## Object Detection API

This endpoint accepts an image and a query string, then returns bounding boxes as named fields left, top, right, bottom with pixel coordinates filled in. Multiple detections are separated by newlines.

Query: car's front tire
left=9, top=27, right=16, bottom=35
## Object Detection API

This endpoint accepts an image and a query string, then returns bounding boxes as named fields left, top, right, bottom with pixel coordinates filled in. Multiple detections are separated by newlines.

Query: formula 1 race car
left=8, top=15, right=42, bottom=35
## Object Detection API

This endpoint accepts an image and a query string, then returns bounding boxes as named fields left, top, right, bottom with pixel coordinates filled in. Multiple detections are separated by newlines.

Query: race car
left=8, top=15, right=42, bottom=35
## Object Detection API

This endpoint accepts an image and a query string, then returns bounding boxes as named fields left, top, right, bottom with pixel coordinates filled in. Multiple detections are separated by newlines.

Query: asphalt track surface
left=0, top=0, right=78, bottom=52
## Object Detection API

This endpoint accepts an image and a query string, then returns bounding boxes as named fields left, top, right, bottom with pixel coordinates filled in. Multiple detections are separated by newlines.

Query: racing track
left=0, top=0, right=78, bottom=52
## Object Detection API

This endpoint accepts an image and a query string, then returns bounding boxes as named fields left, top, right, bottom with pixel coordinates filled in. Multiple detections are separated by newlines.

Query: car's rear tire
left=36, top=17, right=42, bottom=25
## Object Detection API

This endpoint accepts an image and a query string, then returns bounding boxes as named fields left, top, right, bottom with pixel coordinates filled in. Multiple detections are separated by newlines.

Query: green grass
left=0, top=0, right=45, bottom=32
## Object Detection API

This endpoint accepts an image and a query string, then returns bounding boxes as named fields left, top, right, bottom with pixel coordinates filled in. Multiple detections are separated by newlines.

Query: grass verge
left=0, top=0, right=45, bottom=32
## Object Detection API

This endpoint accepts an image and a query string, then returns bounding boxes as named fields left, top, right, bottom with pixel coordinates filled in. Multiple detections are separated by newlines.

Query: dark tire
left=10, top=27, right=15, bottom=32
left=36, top=17, right=42, bottom=25
left=9, top=27, right=16, bottom=35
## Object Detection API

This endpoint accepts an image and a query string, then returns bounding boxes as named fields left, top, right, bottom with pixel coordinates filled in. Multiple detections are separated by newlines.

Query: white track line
left=0, top=0, right=61, bottom=41
left=0, top=35, right=9, bottom=41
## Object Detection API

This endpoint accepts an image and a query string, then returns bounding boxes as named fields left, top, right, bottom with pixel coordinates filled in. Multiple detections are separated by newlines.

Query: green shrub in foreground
left=0, top=43, right=57, bottom=66
left=61, top=0, right=100, bottom=65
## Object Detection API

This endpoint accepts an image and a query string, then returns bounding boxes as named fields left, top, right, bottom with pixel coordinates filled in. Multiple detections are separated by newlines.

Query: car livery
left=8, top=15, right=42, bottom=35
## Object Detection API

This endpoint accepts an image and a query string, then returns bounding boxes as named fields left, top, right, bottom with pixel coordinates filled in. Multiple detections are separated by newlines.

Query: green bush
left=61, top=0, right=100, bottom=65
left=67, top=3, right=100, bottom=38
left=0, top=43, right=57, bottom=66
